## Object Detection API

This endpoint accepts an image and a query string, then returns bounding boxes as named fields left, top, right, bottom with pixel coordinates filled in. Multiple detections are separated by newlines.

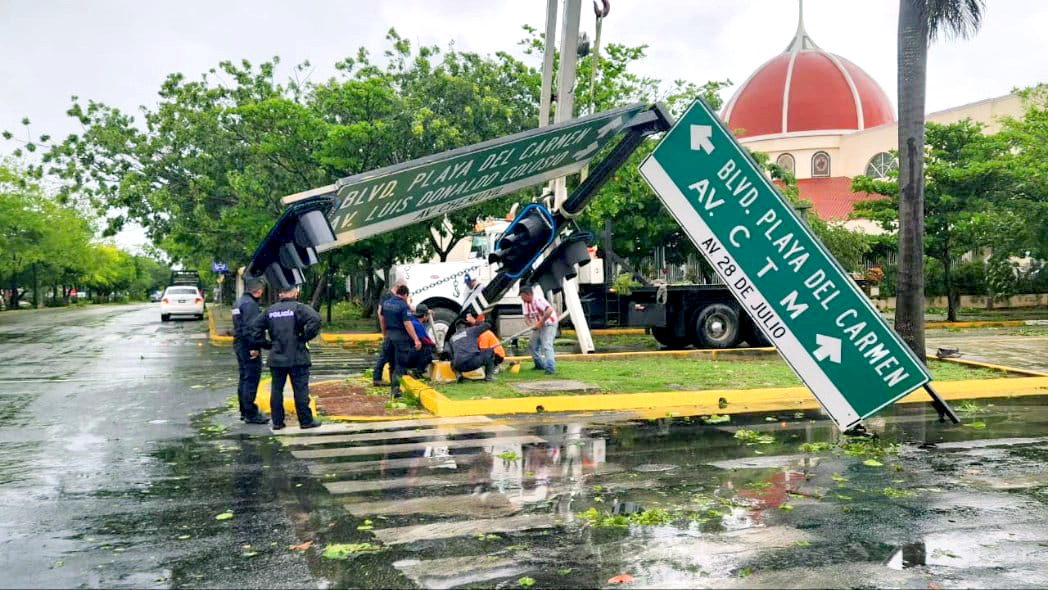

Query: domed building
left=720, top=4, right=1022, bottom=231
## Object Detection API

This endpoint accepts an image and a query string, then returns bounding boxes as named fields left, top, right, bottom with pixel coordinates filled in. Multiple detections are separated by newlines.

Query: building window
left=775, top=153, right=795, bottom=176
left=811, top=151, right=831, bottom=177
left=864, top=152, right=898, bottom=179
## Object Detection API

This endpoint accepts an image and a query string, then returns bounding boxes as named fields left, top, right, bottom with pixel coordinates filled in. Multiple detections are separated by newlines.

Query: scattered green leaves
left=733, top=429, right=775, bottom=445
left=214, top=511, right=234, bottom=521
left=518, top=577, right=536, bottom=588
left=962, top=420, right=987, bottom=429
left=862, top=459, right=884, bottom=468
left=704, top=414, right=731, bottom=424
left=881, top=487, right=917, bottom=498
left=497, top=451, right=521, bottom=461
left=357, top=519, right=374, bottom=531
left=799, top=442, right=833, bottom=453
left=321, top=543, right=381, bottom=559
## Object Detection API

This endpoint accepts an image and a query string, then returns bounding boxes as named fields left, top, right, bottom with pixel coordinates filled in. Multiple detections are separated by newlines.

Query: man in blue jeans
left=520, top=285, right=557, bottom=374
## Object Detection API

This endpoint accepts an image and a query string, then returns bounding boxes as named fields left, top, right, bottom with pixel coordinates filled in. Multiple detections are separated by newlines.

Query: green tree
left=853, top=120, right=1013, bottom=321
left=896, top=0, right=984, bottom=355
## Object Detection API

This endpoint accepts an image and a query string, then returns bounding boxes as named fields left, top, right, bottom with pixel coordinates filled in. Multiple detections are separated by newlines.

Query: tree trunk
left=428, top=226, right=462, bottom=263
left=362, top=258, right=380, bottom=318
left=32, top=264, right=39, bottom=308
left=943, top=255, right=957, bottom=322
left=895, top=0, right=929, bottom=360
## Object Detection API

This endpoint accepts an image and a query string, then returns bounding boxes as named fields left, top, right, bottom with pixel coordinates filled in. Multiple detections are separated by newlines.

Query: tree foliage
left=852, top=120, right=1021, bottom=319
left=0, top=162, right=167, bottom=308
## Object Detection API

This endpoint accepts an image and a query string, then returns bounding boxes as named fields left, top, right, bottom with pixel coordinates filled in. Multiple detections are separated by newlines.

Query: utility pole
left=543, top=0, right=595, bottom=354
left=538, top=0, right=558, bottom=128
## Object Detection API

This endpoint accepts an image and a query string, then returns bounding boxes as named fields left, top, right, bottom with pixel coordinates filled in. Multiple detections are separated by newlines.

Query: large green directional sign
left=639, top=99, right=930, bottom=428
left=283, top=103, right=648, bottom=249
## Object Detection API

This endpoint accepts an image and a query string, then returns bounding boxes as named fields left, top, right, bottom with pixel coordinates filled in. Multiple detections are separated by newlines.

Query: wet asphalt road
left=0, top=304, right=315, bottom=588
left=3, top=305, right=1048, bottom=589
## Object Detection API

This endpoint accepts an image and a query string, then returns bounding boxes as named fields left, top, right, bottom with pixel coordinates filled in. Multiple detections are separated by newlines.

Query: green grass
left=433, top=357, right=1005, bottom=401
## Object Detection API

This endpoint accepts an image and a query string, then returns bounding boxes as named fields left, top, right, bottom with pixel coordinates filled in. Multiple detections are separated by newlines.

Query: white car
left=160, top=286, right=204, bottom=321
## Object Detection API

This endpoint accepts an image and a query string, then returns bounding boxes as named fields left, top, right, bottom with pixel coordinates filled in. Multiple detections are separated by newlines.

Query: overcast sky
left=3, top=0, right=1046, bottom=250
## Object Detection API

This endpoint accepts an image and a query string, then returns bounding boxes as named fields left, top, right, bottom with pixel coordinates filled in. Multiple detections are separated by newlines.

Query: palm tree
left=895, top=0, right=984, bottom=358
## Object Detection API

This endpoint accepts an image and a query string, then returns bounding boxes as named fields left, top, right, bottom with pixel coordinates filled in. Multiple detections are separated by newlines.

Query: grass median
left=434, top=357, right=1007, bottom=401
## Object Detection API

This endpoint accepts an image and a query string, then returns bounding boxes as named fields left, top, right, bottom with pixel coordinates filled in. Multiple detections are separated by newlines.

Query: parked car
left=149, top=290, right=163, bottom=302
left=160, top=286, right=204, bottom=321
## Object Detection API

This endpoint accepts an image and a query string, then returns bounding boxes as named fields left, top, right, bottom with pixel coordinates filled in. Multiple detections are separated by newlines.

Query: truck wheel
left=743, top=321, right=773, bottom=348
left=692, top=304, right=741, bottom=349
left=652, top=326, right=689, bottom=349
left=428, top=307, right=458, bottom=355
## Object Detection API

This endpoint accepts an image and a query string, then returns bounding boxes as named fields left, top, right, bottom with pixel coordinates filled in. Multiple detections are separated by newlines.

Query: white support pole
left=561, top=276, right=594, bottom=353
left=538, top=0, right=558, bottom=129
left=549, top=0, right=594, bottom=354
left=552, top=0, right=581, bottom=213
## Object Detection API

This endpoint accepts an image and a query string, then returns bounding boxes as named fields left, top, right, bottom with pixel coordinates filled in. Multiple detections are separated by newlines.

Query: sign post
left=282, top=103, right=647, bottom=249
left=639, top=99, right=950, bottom=429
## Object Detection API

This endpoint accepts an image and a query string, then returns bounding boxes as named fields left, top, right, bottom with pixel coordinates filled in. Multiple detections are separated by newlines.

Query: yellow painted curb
left=253, top=378, right=427, bottom=422
left=562, top=328, right=646, bottom=336
left=320, top=332, right=384, bottom=344
left=926, top=320, right=1028, bottom=329
left=505, top=347, right=778, bottom=363
left=934, top=356, right=1048, bottom=377
left=406, top=376, right=1048, bottom=418
left=207, top=310, right=233, bottom=345
left=254, top=377, right=319, bottom=417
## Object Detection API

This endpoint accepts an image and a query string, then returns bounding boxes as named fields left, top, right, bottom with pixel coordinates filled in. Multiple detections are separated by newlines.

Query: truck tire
left=428, top=306, right=458, bottom=355
left=692, top=303, right=742, bottom=349
left=652, top=326, right=689, bottom=349
left=743, top=320, right=773, bottom=348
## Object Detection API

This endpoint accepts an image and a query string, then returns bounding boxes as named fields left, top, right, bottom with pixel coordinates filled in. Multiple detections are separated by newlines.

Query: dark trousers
left=454, top=348, right=496, bottom=375
left=407, top=345, right=434, bottom=375
left=234, top=345, right=263, bottom=418
left=374, top=338, right=393, bottom=382
left=389, top=341, right=414, bottom=395
left=270, top=365, right=314, bottom=426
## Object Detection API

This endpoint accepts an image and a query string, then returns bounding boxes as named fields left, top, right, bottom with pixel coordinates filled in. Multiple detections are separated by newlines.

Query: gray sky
left=3, top=0, right=1046, bottom=250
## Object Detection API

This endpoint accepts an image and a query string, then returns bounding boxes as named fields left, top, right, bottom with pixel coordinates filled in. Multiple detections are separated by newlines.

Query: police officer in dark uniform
left=381, top=283, right=421, bottom=399
left=248, top=285, right=323, bottom=430
left=232, top=278, right=269, bottom=424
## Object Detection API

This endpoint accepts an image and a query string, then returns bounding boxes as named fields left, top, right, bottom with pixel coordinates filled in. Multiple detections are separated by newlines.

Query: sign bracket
left=456, top=104, right=674, bottom=328
left=923, top=382, right=960, bottom=424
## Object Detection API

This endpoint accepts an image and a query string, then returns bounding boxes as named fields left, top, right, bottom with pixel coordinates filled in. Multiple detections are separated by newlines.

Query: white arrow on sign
left=813, top=334, right=842, bottom=364
left=573, top=141, right=599, bottom=159
left=690, top=124, right=715, bottom=154
left=597, top=116, right=623, bottom=138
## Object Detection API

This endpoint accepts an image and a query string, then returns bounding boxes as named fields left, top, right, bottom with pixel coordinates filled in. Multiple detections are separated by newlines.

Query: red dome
left=721, top=21, right=894, bottom=139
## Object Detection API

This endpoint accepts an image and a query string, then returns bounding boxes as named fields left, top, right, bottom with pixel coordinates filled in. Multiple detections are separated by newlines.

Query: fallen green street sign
left=639, top=99, right=931, bottom=428
left=283, top=103, right=648, bottom=248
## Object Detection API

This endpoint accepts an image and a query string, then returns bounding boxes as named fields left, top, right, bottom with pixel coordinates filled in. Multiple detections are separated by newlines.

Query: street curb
left=254, top=378, right=422, bottom=422
left=934, top=356, right=1048, bottom=377
left=207, top=310, right=233, bottom=345
left=320, top=332, right=384, bottom=344
left=561, top=328, right=647, bottom=336
left=318, top=327, right=649, bottom=345
left=925, top=320, right=1031, bottom=329
left=505, top=347, right=777, bottom=363
left=399, top=355, right=1048, bottom=418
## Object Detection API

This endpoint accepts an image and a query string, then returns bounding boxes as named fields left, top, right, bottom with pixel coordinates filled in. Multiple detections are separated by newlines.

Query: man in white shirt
left=520, top=285, right=557, bottom=374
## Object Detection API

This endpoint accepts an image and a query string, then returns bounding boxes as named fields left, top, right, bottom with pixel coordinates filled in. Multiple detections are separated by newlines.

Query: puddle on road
left=257, top=397, right=1048, bottom=589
